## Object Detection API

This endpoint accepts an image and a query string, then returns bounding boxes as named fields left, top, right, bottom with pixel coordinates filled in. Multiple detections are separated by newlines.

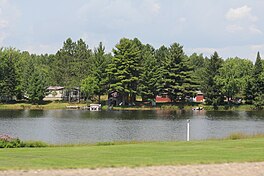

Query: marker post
left=187, top=119, right=190, bottom=141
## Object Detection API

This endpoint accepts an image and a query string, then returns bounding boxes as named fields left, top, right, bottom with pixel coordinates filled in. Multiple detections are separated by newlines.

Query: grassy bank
left=1, top=138, right=264, bottom=170
left=0, top=102, right=87, bottom=110
left=0, top=101, right=260, bottom=111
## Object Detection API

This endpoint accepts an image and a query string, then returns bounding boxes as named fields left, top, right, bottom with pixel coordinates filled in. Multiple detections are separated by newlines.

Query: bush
left=21, top=141, right=48, bottom=148
left=226, top=133, right=248, bottom=140
left=0, top=134, right=48, bottom=148
left=0, top=134, right=21, bottom=148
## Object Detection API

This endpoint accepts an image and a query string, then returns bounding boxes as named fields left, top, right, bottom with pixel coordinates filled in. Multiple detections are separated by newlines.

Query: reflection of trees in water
left=155, top=110, right=193, bottom=120
left=205, top=111, right=264, bottom=120
left=0, top=110, right=24, bottom=118
left=27, top=110, right=44, bottom=118
left=205, top=111, right=241, bottom=120
left=246, top=111, right=264, bottom=120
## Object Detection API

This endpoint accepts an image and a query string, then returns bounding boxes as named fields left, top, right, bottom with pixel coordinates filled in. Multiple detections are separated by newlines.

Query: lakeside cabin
left=43, top=86, right=64, bottom=101
left=44, top=86, right=81, bottom=102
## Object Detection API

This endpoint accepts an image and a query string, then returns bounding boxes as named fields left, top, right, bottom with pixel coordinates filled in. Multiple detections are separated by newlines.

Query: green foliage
left=0, top=48, right=19, bottom=102
left=21, top=141, right=48, bottom=148
left=215, top=57, right=253, bottom=102
left=138, top=44, right=161, bottom=101
left=53, top=38, right=92, bottom=88
left=202, top=52, right=224, bottom=107
left=92, top=42, right=112, bottom=103
left=161, top=43, right=197, bottom=102
left=27, top=68, right=48, bottom=103
left=189, top=53, right=207, bottom=86
left=107, top=38, right=141, bottom=105
left=0, top=135, right=21, bottom=148
left=251, top=52, right=264, bottom=109
left=81, top=76, right=99, bottom=101
left=0, top=38, right=262, bottom=107
left=0, top=134, right=48, bottom=148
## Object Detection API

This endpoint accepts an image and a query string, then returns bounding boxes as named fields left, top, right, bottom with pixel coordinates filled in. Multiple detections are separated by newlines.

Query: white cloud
left=24, top=43, right=60, bottom=55
left=225, top=5, right=262, bottom=36
left=250, top=44, right=264, bottom=51
left=186, top=44, right=264, bottom=62
left=185, top=47, right=217, bottom=56
left=0, top=19, right=8, bottom=28
left=78, top=0, right=161, bottom=28
left=225, top=24, right=243, bottom=33
left=0, top=1, right=20, bottom=45
left=249, top=25, right=262, bottom=35
left=226, top=5, right=257, bottom=21
left=150, top=2, right=160, bottom=13
left=0, top=31, right=7, bottom=44
left=178, top=17, right=186, bottom=23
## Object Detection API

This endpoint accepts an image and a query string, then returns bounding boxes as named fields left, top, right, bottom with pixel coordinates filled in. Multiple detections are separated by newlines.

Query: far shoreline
left=0, top=101, right=261, bottom=111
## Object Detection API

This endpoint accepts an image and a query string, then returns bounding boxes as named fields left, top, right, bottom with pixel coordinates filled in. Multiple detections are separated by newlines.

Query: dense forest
left=0, top=38, right=263, bottom=109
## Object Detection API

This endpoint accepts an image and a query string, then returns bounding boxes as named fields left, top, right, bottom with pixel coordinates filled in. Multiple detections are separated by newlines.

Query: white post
left=187, top=119, right=190, bottom=141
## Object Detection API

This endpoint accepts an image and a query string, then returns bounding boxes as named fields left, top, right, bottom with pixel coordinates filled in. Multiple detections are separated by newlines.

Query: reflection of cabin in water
left=108, top=91, right=122, bottom=106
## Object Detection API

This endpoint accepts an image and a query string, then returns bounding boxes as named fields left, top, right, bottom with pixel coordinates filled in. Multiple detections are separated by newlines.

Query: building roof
left=47, top=86, right=64, bottom=90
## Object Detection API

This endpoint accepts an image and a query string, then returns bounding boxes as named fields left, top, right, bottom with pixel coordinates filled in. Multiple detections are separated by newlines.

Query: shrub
left=0, top=134, right=21, bottom=148
left=0, top=134, right=48, bottom=148
left=227, top=133, right=248, bottom=140
left=21, top=141, right=48, bottom=148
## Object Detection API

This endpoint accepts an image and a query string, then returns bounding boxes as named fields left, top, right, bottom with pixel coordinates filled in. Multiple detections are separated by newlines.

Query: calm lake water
left=0, top=110, right=263, bottom=144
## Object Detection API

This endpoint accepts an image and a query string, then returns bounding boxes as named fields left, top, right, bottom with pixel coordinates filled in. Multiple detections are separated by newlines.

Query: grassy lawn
left=0, top=102, right=88, bottom=110
left=1, top=138, right=264, bottom=170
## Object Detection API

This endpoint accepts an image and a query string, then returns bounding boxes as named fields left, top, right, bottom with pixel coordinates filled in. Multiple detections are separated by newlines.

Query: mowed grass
left=1, top=138, right=264, bottom=170
left=0, top=102, right=87, bottom=110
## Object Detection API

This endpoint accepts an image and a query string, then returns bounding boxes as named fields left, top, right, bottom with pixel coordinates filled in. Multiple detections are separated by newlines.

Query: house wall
left=155, top=95, right=172, bottom=103
left=195, top=95, right=204, bottom=102
left=44, top=90, right=64, bottom=101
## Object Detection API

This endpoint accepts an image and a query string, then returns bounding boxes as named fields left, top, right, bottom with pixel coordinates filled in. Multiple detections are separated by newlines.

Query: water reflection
left=0, top=110, right=263, bottom=144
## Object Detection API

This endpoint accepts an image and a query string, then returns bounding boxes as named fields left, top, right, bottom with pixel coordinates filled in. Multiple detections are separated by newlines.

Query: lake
left=0, top=110, right=263, bottom=144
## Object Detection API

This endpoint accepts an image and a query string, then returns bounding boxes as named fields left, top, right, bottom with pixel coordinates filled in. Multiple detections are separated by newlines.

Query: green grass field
left=1, top=138, right=264, bottom=170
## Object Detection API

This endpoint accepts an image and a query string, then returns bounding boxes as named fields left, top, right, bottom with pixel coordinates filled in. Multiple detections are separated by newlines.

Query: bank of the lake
left=0, top=102, right=259, bottom=111
left=1, top=137, right=264, bottom=170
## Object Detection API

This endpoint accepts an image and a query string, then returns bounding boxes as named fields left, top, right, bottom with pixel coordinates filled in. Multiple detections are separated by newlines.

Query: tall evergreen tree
left=0, top=49, right=18, bottom=102
left=107, top=38, right=141, bottom=105
left=92, top=42, right=111, bottom=103
left=202, top=51, right=224, bottom=107
left=252, top=52, right=264, bottom=109
left=138, top=44, right=161, bottom=101
left=161, top=43, right=196, bottom=102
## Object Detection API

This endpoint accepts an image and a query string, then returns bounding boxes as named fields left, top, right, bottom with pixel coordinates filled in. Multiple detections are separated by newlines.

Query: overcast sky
left=0, top=0, right=263, bottom=61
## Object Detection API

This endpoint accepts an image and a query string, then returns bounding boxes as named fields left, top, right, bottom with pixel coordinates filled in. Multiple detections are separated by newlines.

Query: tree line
left=0, top=37, right=263, bottom=108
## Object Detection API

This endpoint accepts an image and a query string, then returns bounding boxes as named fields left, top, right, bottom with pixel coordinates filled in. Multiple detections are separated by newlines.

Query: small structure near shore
left=90, top=104, right=101, bottom=111
left=66, top=105, right=80, bottom=109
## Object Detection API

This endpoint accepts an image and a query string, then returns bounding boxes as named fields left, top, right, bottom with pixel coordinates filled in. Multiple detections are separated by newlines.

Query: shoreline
left=0, top=102, right=259, bottom=111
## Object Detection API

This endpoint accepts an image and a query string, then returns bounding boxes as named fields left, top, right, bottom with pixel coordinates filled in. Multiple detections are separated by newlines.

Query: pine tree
left=138, top=44, right=161, bottom=101
left=107, top=38, right=141, bottom=105
left=92, top=42, right=111, bottom=103
left=202, top=52, right=224, bottom=107
left=252, top=52, right=264, bottom=109
left=0, top=49, right=18, bottom=102
left=161, top=43, right=196, bottom=102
